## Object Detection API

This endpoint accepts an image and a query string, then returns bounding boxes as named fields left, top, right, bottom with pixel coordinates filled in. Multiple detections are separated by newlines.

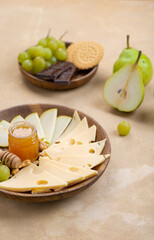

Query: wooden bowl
left=18, top=42, right=98, bottom=90
left=0, top=104, right=111, bottom=202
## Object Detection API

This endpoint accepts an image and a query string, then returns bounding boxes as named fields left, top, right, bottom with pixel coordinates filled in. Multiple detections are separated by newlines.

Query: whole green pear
left=113, top=35, right=153, bottom=86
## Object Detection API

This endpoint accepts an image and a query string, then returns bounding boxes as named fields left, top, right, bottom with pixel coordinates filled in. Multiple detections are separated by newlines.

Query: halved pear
left=103, top=51, right=145, bottom=112
left=51, top=115, right=72, bottom=144
left=25, top=112, right=45, bottom=140
left=11, top=115, right=24, bottom=124
left=40, top=109, right=57, bottom=144
left=58, top=111, right=80, bottom=140
left=0, top=120, right=11, bottom=129
left=0, top=126, right=8, bottom=147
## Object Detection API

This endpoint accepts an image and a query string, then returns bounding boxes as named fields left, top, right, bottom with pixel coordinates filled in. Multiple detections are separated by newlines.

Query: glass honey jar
left=8, top=121, right=39, bottom=162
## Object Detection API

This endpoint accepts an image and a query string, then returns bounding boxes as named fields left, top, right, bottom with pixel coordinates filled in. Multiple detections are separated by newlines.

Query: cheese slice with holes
left=39, top=157, right=84, bottom=185
left=52, top=154, right=110, bottom=169
left=39, top=157, right=97, bottom=180
left=44, top=139, right=106, bottom=160
left=0, top=164, right=67, bottom=192
left=58, top=111, right=80, bottom=140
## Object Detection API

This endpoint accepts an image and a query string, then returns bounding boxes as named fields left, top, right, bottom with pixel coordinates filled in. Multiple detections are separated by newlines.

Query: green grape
left=47, top=36, right=56, bottom=42
left=117, top=121, right=131, bottom=136
left=38, top=38, right=48, bottom=47
left=33, top=57, right=46, bottom=74
left=18, top=51, right=30, bottom=63
left=47, top=40, right=58, bottom=51
left=33, top=46, right=44, bottom=58
left=50, top=56, right=57, bottom=64
left=44, top=48, right=52, bottom=60
left=46, top=61, right=52, bottom=68
left=27, top=46, right=36, bottom=59
left=22, top=59, right=33, bottom=72
left=57, top=40, right=66, bottom=49
left=55, top=48, right=67, bottom=61
left=0, top=165, right=10, bottom=182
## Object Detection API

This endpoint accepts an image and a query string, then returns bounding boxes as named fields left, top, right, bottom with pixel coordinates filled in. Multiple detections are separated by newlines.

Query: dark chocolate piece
left=54, top=64, right=76, bottom=85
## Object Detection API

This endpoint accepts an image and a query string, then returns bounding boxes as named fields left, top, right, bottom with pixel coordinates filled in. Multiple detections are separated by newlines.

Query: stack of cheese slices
left=0, top=111, right=110, bottom=193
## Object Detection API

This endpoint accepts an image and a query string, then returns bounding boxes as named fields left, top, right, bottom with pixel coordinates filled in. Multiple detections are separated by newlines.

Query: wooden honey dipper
left=0, top=150, right=21, bottom=169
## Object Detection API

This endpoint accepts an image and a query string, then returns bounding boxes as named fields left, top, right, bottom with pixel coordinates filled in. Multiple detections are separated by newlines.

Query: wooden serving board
left=0, top=104, right=111, bottom=202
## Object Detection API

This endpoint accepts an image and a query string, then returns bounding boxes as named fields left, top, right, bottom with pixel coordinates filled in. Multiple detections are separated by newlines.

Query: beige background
left=0, top=1, right=154, bottom=239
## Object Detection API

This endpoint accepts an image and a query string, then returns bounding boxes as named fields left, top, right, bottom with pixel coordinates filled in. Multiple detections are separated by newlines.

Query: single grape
left=46, top=61, right=52, bottom=68
left=55, top=48, right=67, bottom=61
left=47, top=36, right=56, bottom=42
left=27, top=46, right=36, bottom=59
left=50, top=56, right=57, bottom=64
left=38, top=38, right=48, bottom=47
left=33, top=46, right=45, bottom=58
left=57, top=40, right=66, bottom=49
left=117, top=121, right=131, bottom=136
left=47, top=40, right=58, bottom=51
left=18, top=52, right=30, bottom=63
left=33, top=57, right=46, bottom=74
left=44, top=48, right=52, bottom=60
left=0, top=165, right=10, bottom=182
left=22, top=59, right=33, bottom=72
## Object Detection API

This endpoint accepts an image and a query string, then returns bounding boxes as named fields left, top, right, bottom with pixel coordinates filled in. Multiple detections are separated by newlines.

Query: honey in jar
left=8, top=121, right=39, bottom=162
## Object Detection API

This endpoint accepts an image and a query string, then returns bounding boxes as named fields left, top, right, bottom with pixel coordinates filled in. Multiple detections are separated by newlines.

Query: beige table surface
left=0, top=0, right=154, bottom=239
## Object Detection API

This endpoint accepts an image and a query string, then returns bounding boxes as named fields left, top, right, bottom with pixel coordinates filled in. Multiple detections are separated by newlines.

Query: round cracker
left=66, top=41, right=85, bottom=62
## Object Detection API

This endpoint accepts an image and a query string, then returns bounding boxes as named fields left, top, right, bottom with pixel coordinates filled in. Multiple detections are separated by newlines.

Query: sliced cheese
left=0, top=164, right=67, bottom=192
left=40, top=108, right=57, bottom=144
left=25, top=112, right=45, bottom=140
left=0, top=120, right=11, bottom=129
left=50, top=115, right=72, bottom=145
left=11, top=115, right=24, bottom=124
left=39, top=157, right=98, bottom=180
left=54, top=154, right=110, bottom=169
left=39, top=157, right=84, bottom=185
left=44, top=139, right=106, bottom=160
left=58, top=111, right=80, bottom=140
left=0, top=126, right=8, bottom=147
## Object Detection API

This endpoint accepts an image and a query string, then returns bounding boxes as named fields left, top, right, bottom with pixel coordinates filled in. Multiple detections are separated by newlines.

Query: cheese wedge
left=44, top=139, right=106, bottom=160
left=53, top=154, right=110, bottom=169
left=50, top=116, right=72, bottom=145
left=0, top=126, right=8, bottom=147
left=58, top=111, right=80, bottom=140
left=40, top=108, right=57, bottom=144
left=11, top=115, right=24, bottom=124
left=39, top=157, right=98, bottom=180
left=0, top=164, right=67, bottom=192
left=0, top=120, right=11, bottom=129
left=39, top=158, right=84, bottom=185
left=25, top=112, right=45, bottom=140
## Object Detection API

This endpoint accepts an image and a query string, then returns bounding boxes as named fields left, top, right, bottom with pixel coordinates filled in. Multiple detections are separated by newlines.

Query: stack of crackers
left=66, top=41, right=104, bottom=69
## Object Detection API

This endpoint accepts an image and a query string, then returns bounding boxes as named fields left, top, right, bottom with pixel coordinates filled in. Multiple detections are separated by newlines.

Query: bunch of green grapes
left=18, top=35, right=67, bottom=74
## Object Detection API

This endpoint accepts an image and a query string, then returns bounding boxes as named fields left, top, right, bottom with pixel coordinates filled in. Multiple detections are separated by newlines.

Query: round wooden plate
left=18, top=42, right=98, bottom=90
left=0, top=104, right=111, bottom=202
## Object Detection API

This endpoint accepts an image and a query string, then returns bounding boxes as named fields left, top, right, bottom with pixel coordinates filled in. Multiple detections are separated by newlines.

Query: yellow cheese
left=39, top=158, right=84, bottom=185
left=39, top=157, right=98, bottom=180
left=0, top=120, right=11, bottom=129
left=0, top=164, right=67, bottom=192
left=58, top=111, right=80, bottom=140
left=53, top=154, right=110, bottom=169
left=44, top=139, right=106, bottom=160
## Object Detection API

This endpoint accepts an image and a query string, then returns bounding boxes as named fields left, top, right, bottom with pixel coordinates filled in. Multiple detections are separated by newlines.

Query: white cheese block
left=39, top=157, right=98, bottom=180
left=25, top=112, right=45, bottom=140
left=59, top=125, right=96, bottom=146
left=39, top=158, right=84, bottom=185
left=0, top=120, right=11, bottom=129
left=0, top=126, right=8, bottom=147
left=0, top=164, right=67, bottom=192
left=58, top=111, right=80, bottom=140
left=50, top=115, right=72, bottom=145
left=11, top=115, right=24, bottom=124
left=53, top=154, right=110, bottom=169
left=40, top=108, right=57, bottom=144
left=44, top=139, right=106, bottom=160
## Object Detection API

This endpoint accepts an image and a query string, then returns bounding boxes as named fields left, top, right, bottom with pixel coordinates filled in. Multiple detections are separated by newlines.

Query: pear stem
left=127, top=35, right=130, bottom=49
left=134, top=50, right=142, bottom=67
left=46, top=28, right=51, bottom=38
left=59, top=30, right=68, bottom=40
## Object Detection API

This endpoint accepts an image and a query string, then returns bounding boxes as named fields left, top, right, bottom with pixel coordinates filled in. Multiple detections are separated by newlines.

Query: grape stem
left=46, top=28, right=51, bottom=38
left=127, top=35, right=130, bottom=49
left=59, top=31, right=68, bottom=40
